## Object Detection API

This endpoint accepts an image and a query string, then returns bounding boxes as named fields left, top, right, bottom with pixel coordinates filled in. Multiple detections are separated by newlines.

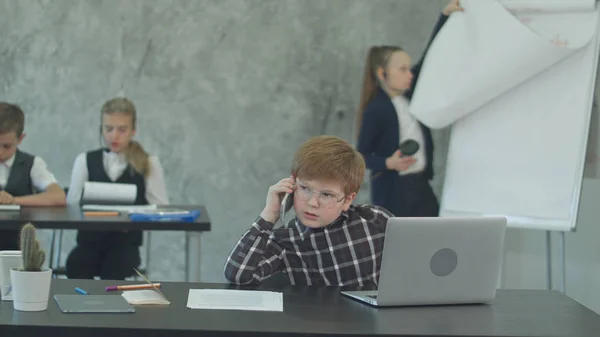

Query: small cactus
left=19, top=223, right=45, bottom=272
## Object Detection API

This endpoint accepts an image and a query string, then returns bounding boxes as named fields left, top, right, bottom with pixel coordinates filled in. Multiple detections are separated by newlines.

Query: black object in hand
left=399, top=139, right=419, bottom=157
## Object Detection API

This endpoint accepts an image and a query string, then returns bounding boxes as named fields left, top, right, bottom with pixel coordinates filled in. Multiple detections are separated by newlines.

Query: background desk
left=1, top=279, right=599, bottom=337
left=0, top=205, right=211, bottom=281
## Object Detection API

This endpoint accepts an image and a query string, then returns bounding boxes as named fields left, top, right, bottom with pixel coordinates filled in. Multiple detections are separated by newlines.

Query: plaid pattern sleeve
left=223, top=216, right=285, bottom=284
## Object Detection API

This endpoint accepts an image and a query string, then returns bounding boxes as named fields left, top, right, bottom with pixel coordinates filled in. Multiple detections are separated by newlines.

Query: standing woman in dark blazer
left=355, top=0, right=463, bottom=217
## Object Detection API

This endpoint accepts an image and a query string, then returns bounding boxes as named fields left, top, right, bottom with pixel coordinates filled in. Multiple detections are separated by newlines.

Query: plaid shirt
left=224, top=204, right=392, bottom=287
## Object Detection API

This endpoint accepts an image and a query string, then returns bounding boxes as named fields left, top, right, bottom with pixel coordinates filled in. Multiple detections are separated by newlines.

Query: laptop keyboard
left=367, top=294, right=377, bottom=299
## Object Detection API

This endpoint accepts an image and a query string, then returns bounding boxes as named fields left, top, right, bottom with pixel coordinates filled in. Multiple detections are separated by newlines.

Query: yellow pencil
left=105, top=283, right=161, bottom=291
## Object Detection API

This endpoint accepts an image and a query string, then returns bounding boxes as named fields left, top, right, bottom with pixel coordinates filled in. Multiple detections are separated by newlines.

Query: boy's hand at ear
left=0, top=191, right=15, bottom=204
left=260, top=176, right=295, bottom=223
left=385, top=150, right=416, bottom=172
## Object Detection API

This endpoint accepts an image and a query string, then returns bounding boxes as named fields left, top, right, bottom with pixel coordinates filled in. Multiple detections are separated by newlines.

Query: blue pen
left=75, top=287, right=88, bottom=295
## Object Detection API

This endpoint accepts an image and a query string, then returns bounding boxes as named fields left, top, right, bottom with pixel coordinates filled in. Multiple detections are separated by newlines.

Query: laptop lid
left=374, top=216, right=507, bottom=306
left=54, top=294, right=135, bottom=313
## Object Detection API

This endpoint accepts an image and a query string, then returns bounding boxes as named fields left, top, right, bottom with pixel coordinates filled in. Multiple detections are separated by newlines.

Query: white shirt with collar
left=0, top=153, right=58, bottom=192
left=392, top=95, right=426, bottom=175
left=66, top=150, right=169, bottom=205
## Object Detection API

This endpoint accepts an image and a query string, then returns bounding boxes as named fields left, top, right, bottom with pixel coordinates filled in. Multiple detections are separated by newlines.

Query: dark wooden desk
left=0, top=205, right=211, bottom=281
left=1, top=279, right=599, bottom=337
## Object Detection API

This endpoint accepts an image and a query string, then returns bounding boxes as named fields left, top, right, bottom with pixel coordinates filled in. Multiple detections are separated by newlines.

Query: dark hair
left=0, top=102, right=25, bottom=136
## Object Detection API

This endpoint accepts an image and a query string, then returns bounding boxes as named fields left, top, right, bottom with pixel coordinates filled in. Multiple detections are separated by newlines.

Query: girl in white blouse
left=65, top=97, right=169, bottom=280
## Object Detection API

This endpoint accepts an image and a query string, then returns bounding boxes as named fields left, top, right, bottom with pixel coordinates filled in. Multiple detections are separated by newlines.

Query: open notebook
left=121, top=289, right=170, bottom=305
left=120, top=268, right=170, bottom=305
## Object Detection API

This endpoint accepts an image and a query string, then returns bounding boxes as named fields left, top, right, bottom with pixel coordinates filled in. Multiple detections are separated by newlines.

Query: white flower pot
left=10, top=268, right=52, bottom=311
left=0, top=251, right=22, bottom=301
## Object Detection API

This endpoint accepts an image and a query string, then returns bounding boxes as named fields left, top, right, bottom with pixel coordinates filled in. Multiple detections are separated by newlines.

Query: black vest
left=4, top=150, right=35, bottom=196
left=0, top=150, right=35, bottom=250
left=76, top=148, right=148, bottom=246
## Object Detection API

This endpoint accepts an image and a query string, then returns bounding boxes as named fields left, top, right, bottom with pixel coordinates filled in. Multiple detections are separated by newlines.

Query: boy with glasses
left=224, top=135, right=393, bottom=286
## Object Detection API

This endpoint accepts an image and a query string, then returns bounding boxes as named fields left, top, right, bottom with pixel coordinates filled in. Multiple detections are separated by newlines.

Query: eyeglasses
left=295, top=181, right=346, bottom=209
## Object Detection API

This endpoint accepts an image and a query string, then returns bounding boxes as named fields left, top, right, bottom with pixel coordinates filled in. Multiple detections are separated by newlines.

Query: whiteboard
left=409, top=0, right=600, bottom=231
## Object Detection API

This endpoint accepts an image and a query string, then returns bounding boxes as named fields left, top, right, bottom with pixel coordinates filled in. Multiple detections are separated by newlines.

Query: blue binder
left=128, top=209, right=201, bottom=222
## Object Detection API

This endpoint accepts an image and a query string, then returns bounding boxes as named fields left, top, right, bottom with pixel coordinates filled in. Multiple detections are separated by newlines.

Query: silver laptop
left=342, top=216, right=507, bottom=307
left=54, top=294, right=135, bottom=313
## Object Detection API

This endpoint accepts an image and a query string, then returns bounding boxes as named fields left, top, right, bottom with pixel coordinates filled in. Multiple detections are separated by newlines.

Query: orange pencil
left=105, top=283, right=161, bottom=291
left=83, top=211, right=120, bottom=216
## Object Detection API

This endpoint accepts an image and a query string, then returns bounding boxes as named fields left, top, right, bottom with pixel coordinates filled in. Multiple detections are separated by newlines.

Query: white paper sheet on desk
left=81, top=204, right=158, bottom=212
left=81, top=181, right=137, bottom=205
left=409, top=0, right=599, bottom=128
left=187, top=289, right=283, bottom=312
left=0, top=205, right=19, bottom=211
